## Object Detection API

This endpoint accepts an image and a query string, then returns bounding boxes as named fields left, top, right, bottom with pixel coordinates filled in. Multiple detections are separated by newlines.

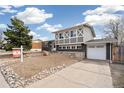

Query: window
left=72, top=46, right=75, bottom=49
left=88, top=46, right=95, bottom=48
left=59, top=33, right=63, bottom=39
left=55, top=34, right=58, bottom=39
left=77, top=46, right=82, bottom=49
left=70, top=31, right=76, bottom=37
left=96, top=45, right=104, bottom=48
left=59, top=46, right=62, bottom=49
left=67, top=46, right=70, bottom=49
left=63, top=46, right=66, bottom=49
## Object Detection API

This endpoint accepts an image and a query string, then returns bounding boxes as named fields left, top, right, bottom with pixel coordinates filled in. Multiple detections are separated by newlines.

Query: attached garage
left=87, top=44, right=106, bottom=60
left=86, top=39, right=117, bottom=60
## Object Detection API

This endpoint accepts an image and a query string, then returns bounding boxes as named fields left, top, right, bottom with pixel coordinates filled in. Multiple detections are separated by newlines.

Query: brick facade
left=31, top=40, right=42, bottom=51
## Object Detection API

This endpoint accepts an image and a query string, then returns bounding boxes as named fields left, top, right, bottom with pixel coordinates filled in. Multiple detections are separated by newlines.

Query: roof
left=52, top=23, right=96, bottom=37
left=43, top=40, right=54, bottom=42
left=32, top=39, right=42, bottom=42
left=85, top=38, right=118, bottom=44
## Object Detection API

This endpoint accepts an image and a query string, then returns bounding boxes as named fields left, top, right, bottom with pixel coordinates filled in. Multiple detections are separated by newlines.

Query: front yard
left=0, top=53, right=77, bottom=87
left=9, top=53, right=76, bottom=78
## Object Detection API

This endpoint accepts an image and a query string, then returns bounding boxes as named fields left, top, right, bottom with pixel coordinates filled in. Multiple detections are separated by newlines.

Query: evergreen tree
left=4, top=17, right=33, bottom=51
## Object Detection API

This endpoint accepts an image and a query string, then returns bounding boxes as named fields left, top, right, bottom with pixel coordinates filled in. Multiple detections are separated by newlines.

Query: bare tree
left=104, top=17, right=124, bottom=45
left=104, top=17, right=124, bottom=62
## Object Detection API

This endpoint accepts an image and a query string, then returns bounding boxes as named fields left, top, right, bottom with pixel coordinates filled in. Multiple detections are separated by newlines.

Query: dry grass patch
left=7, top=53, right=76, bottom=79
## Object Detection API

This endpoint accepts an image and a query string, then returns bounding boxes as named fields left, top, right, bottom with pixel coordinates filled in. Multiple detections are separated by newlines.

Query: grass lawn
left=5, top=53, right=76, bottom=79
left=110, top=63, right=124, bottom=88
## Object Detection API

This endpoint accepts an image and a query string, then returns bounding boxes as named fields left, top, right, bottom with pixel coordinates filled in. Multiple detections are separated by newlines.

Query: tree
left=4, top=17, right=33, bottom=51
left=0, top=40, right=2, bottom=48
left=104, top=17, right=124, bottom=45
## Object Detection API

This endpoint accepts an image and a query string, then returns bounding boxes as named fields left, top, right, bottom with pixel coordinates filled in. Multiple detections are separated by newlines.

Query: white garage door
left=87, top=44, right=106, bottom=60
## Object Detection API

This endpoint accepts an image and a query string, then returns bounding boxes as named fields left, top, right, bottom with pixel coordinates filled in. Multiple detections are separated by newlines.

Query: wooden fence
left=112, top=44, right=124, bottom=63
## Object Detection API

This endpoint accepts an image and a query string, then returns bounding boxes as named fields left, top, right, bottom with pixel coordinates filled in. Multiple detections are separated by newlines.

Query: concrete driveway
left=28, top=60, right=113, bottom=88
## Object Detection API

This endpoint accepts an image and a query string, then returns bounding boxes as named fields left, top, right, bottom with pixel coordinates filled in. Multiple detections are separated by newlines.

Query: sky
left=0, top=5, right=124, bottom=41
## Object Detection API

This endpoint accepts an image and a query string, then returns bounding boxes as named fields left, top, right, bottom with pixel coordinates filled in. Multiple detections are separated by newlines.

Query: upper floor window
left=55, top=34, right=58, bottom=39
left=59, top=33, right=63, bottom=39
left=70, top=31, right=76, bottom=37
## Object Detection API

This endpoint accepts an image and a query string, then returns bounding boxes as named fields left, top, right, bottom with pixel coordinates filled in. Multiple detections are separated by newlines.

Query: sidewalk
left=0, top=59, right=10, bottom=88
left=28, top=61, right=113, bottom=88
left=0, top=72, right=9, bottom=88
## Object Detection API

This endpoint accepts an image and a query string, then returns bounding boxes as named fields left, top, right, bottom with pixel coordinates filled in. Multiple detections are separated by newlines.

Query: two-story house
left=53, top=24, right=95, bottom=59
left=53, top=24, right=95, bottom=51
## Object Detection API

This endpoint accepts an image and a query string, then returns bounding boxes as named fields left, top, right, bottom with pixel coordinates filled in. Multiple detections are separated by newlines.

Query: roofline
left=52, top=23, right=96, bottom=37
left=85, top=39, right=118, bottom=44
left=32, top=39, right=42, bottom=41
left=43, top=40, right=54, bottom=42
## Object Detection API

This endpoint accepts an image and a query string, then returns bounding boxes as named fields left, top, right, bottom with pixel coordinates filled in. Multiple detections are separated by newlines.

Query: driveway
left=28, top=60, right=113, bottom=88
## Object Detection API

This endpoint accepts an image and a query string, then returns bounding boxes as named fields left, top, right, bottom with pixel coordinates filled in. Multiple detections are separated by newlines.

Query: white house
left=53, top=24, right=95, bottom=59
left=53, top=23, right=118, bottom=61
left=53, top=24, right=95, bottom=51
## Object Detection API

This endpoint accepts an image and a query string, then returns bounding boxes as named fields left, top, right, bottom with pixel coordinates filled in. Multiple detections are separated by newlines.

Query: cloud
left=29, top=31, right=40, bottom=37
left=0, top=5, right=24, bottom=9
left=83, top=5, right=124, bottom=26
left=12, top=5, right=24, bottom=8
left=14, top=7, right=53, bottom=24
left=84, top=14, right=120, bottom=25
left=0, top=5, right=12, bottom=9
left=39, top=37, right=48, bottom=41
left=0, top=5, right=17, bottom=15
left=37, top=23, right=62, bottom=32
left=1, top=8, right=17, bottom=14
left=83, top=5, right=124, bottom=15
left=29, top=31, right=48, bottom=41
left=0, top=24, right=7, bottom=30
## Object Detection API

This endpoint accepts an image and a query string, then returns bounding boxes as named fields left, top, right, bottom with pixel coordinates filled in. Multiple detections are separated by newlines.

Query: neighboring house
left=53, top=24, right=95, bottom=59
left=85, top=38, right=117, bottom=60
left=42, top=40, right=55, bottom=51
left=31, top=39, right=42, bottom=52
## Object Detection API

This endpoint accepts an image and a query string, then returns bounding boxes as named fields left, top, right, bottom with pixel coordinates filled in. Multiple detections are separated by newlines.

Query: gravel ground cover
left=0, top=53, right=77, bottom=87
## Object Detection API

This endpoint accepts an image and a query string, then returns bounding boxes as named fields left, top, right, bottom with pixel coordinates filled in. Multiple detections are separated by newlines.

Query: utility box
left=12, top=48, right=21, bottom=58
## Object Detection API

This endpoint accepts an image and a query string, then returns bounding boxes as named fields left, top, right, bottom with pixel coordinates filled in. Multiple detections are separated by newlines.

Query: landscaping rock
left=43, top=51, right=49, bottom=56
left=0, top=63, right=66, bottom=88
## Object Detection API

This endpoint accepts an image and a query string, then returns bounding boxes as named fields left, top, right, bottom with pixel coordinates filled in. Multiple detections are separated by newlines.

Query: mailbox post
left=21, top=45, right=23, bottom=63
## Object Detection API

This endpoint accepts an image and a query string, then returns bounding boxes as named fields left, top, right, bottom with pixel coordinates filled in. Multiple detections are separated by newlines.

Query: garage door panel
left=87, top=45, right=106, bottom=60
